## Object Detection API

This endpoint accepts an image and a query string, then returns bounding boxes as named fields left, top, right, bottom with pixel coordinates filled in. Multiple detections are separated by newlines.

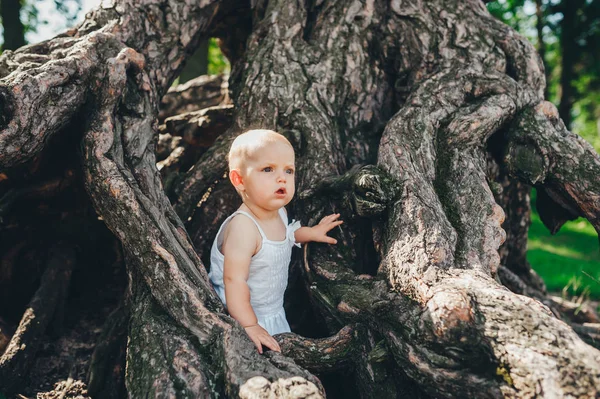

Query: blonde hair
left=228, top=129, right=293, bottom=171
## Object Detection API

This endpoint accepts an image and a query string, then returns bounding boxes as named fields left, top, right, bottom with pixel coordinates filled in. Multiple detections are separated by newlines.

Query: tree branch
left=505, top=101, right=600, bottom=234
left=0, top=0, right=230, bottom=170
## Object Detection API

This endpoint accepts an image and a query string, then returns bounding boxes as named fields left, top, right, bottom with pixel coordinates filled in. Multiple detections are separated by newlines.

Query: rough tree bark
left=0, top=0, right=599, bottom=398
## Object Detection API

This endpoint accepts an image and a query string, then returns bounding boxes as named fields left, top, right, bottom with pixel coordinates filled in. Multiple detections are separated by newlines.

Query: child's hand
left=311, top=213, right=343, bottom=244
left=244, top=324, right=281, bottom=354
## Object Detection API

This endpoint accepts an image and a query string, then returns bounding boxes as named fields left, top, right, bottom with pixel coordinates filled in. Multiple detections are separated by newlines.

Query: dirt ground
left=22, top=315, right=103, bottom=399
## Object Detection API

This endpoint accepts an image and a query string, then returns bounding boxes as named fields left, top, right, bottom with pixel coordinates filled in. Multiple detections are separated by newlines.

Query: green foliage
left=487, top=0, right=527, bottom=28
left=21, top=0, right=43, bottom=39
left=207, top=38, right=230, bottom=75
left=489, top=2, right=600, bottom=294
left=52, top=0, right=83, bottom=26
left=488, top=0, right=600, bottom=153
left=572, top=75, right=600, bottom=150
left=170, top=38, right=229, bottom=87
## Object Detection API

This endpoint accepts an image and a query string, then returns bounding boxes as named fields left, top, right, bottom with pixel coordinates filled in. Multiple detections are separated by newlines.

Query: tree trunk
left=1, top=0, right=600, bottom=398
left=535, top=0, right=547, bottom=100
left=0, top=0, right=25, bottom=51
left=558, top=0, right=584, bottom=130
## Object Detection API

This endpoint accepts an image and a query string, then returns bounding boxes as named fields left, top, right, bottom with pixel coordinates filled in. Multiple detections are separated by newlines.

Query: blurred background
left=487, top=0, right=600, bottom=302
left=0, top=0, right=597, bottom=299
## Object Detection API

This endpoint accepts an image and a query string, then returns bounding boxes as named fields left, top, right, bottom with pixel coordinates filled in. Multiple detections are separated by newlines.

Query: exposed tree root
left=0, top=317, right=15, bottom=355
left=0, top=0, right=231, bottom=170
left=277, top=326, right=357, bottom=373
left=0, top=170, right=75, bottom=219
left=505, top=101, right=600, bottom=234
left=375, top=70, right=600, bottom=396
left=79, top=44, right=323, bottom=397
left=158, top=74, right=230, bottom=122
left=2, top=0, right=600, bottom=396
left=164, top=104, right=234, bottom=147
left=0, top=243, right=75, bottom=393
left=158, top=104, right=234, bottom=195
left=156, top=133, right=183, bottom=162
left=171, top=128, right=236, bottom=220
left=86, top=297, right=128, bottom=398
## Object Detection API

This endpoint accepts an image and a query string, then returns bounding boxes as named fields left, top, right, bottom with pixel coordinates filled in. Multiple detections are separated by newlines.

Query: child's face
left=238, top=141, right=295, bottom=212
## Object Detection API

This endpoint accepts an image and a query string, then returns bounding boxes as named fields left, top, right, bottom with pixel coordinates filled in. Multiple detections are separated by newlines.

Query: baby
left=208, top=129, right=342, bottom=354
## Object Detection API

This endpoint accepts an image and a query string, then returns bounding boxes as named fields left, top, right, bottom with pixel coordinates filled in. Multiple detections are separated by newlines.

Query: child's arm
left=222, top=216, right=281, bottom=354
left=294, top=213, right=343, bottom=245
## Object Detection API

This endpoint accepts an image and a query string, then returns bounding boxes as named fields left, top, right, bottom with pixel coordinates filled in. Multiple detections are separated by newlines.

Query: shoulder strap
left=278, top=207, right=288, bottom=226
left=232, top=211, right=267, bottom=240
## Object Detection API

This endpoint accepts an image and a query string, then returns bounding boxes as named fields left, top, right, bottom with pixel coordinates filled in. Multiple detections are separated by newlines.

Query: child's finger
left=252, top=338, right=263, bottom=354
left=269, top=336, right=281, bottom=352
left=321, top=217, right=339, bottom=226
left=262, top=336, right=281, bottom=352
left=323, top=213, right=340, bottom=222
left=270, top=338, right=281, bottom=352
left=327, top=237, right=338, bottom=244
left=324, top=220, right=343, bottom=231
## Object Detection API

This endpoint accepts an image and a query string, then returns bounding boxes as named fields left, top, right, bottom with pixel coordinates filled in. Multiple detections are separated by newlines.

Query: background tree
left=0, top=0, right=82, bottom=51
left=0, top=0, right=600, bottom=398
left=489, top=0, right=600, bottom=150
left=0, top=0, right=25, bottom=50
left=487, top=0, right=600, bottom=300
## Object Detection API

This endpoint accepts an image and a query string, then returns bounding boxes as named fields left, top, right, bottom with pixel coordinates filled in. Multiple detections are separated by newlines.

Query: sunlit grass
left=527, top=190, right=600, bottom=298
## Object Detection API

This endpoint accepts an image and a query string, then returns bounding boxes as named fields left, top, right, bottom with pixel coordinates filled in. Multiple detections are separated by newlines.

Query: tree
left=488, top=0, right=600, bottom=151
left=555, top=0, right=585, bottom=130
left=0, top=0, right=26, bottom=50
left=1, top=0, right=600, bottom=397
left=548, top=0, right=600, bottom=139
left=0, top=0, right=83, bottom=51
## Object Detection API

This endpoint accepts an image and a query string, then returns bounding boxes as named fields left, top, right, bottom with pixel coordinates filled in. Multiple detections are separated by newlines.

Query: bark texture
left=0, top=0, right=599, bottom=398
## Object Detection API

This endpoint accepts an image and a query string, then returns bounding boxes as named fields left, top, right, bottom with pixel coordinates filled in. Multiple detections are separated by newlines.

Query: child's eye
left=286, top=169, right=294, bottom=175
left=262, top=167, right=273, bottom=172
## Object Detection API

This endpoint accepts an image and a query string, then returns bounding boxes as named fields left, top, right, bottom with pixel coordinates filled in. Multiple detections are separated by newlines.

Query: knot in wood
left=534, top=101, right=559, bottom=123
left=351, top=165, right=401, bottom=217
left=506, top=142, right=547, bottom=185
left=426, top=290, right=474, bottom=343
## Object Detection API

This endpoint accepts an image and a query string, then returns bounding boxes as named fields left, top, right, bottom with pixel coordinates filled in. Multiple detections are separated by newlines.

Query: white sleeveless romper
left=208, top=207, right=301, bottom=335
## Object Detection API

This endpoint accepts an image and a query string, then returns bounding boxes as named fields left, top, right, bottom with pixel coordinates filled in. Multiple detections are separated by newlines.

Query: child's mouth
left=276, top=188, right=286, bottom=195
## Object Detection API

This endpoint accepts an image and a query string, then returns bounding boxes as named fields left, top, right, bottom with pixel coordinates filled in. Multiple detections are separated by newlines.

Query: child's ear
left=229, top=169, right=244, bottom=190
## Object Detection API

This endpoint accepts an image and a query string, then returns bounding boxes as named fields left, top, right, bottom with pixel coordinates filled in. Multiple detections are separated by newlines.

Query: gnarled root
left=0, top=243, right=75, bottom=393
left=80, top=44, right=322, bottom=397
left=505, top=101, right=600, bottom=235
